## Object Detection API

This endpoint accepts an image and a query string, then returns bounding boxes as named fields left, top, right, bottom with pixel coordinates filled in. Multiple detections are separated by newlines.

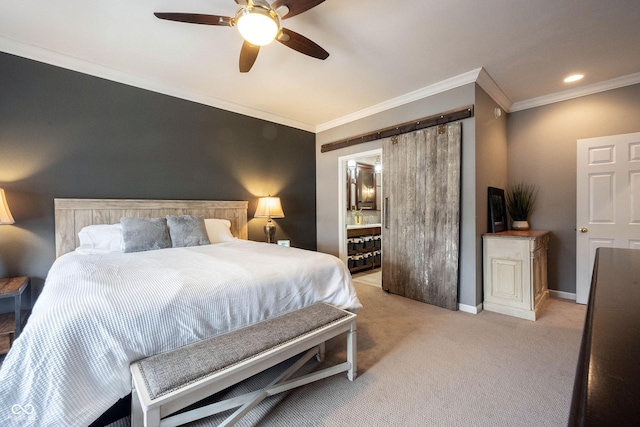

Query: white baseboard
left=549, top=290, right=577, bottom=301
left=458, top=292, right=575, bottom=313
left=458, top=303, right=482, bottom=314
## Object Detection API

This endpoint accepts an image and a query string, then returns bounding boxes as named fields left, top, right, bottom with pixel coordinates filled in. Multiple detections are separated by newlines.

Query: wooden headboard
left=54, top=199, right=249, bottom=257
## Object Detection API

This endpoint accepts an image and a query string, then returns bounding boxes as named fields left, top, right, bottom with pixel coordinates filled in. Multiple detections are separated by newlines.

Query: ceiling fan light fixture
left=153, top=0, right=328, bottom=73
left=236, top=5, right=280, bottom=46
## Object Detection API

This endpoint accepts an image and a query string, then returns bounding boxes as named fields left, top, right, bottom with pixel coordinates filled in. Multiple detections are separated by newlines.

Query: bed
left=0, top=199, right=361, bottom=426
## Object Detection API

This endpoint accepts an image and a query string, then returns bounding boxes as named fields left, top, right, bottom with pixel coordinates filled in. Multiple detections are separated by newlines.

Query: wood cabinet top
left=347, top=226, right=381, bottom=237
left=482, top=230, right=549, bottom=239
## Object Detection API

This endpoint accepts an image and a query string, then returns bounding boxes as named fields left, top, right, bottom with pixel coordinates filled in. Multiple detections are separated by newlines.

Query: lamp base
left=264, top=221, right=277, bottom=243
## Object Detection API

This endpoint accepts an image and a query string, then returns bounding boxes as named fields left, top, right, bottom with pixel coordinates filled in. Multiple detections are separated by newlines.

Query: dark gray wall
left=0, top=52, right=316, bottom=308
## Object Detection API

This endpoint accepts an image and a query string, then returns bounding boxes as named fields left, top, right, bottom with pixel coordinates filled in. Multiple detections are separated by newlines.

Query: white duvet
left=0, top=239, right=361, bottom=426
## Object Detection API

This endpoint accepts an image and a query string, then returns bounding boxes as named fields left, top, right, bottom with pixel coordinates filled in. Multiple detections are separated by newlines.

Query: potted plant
left=506, top=181, right=538, bottom=230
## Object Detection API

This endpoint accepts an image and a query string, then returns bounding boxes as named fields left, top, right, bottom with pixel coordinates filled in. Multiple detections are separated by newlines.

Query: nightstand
left=0, top=276, right=30, bottom=354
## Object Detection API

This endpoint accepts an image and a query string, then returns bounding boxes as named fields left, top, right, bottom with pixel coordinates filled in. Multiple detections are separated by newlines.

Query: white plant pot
left=512, top=220, right=530, bottom=231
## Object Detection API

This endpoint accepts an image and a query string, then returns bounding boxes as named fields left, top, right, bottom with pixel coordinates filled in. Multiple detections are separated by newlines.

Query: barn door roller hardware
left=320, top=105, right=474, bottom=153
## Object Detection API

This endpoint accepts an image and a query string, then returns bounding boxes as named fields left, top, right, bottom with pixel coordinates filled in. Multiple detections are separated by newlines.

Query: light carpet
left=107, top=279, right=585, bottom=426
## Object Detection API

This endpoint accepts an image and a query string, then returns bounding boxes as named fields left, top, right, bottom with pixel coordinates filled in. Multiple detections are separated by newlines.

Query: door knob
left=580, top=227, right=588, bottom=233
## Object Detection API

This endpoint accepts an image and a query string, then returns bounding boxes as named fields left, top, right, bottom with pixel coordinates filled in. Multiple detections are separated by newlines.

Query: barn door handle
left=384, top=197, right=389, bottom=229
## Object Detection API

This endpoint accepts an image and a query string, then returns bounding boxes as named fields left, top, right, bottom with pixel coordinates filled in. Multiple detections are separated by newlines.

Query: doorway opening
left=338, top=149, right=383, bottom=286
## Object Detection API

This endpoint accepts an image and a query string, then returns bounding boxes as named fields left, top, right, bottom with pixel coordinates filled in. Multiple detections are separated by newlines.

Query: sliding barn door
left=382, top=123, right=461, bottom=310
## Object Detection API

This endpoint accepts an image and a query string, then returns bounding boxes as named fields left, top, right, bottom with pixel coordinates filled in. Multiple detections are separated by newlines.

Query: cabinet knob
left=579, top=227, right=588, bottom=233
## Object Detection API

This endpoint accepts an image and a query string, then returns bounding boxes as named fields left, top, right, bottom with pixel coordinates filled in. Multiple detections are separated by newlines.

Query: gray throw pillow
left=120, top=217, right=171, bottom=253
left=166, top=215, right=210, bottom=248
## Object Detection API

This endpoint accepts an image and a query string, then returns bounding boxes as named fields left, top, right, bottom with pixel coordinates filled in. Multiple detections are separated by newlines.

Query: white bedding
left=0, top=239, right=361, bottom=426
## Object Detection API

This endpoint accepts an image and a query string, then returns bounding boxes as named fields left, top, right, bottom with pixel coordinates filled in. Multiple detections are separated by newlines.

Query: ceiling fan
left=154, top=0, right=329, bottom=73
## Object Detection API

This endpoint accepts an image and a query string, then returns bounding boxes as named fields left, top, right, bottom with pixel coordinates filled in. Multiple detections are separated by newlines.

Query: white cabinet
left=482, top=230, right=550, bottom=321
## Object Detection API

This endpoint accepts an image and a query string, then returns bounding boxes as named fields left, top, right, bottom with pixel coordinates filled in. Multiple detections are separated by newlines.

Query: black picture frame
left=488, top=187, right=508, bottom=233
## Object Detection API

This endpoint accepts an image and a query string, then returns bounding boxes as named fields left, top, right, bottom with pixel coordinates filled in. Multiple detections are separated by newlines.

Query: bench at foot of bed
left=130, top=302, right=357, bottom=427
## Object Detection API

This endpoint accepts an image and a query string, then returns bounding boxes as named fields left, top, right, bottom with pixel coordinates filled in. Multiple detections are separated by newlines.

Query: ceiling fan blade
left=272, top=0, right=326, bottom=19
left=239, top=41, right=260, bottom=73
left=154, top=13, right=233, bottom=27
left=277, top=28, right=329, bottom=60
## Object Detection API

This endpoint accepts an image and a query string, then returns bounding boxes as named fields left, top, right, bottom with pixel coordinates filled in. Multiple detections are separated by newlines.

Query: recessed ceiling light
left=564, top=74, right=584, bottom=83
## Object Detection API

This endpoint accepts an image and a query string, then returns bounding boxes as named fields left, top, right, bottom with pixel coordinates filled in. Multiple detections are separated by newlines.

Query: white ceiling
left=1, top=0, right=639, bottom=132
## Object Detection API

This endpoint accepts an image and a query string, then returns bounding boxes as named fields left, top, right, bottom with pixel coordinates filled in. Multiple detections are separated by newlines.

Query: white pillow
left=204, top=218, right=235, bottom=243
left=77, top=223, right=124, bottom=254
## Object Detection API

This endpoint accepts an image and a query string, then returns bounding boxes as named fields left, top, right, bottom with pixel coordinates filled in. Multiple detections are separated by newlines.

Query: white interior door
left=576, top=132, right=640, bottom=304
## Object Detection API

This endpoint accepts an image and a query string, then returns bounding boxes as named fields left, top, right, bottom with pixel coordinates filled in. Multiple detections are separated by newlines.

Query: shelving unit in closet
left=346, top=226, right=381, bottom=274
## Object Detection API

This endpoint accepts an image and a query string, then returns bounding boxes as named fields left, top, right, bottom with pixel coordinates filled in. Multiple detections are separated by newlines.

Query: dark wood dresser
left=569, top=248, right=640, bottom=426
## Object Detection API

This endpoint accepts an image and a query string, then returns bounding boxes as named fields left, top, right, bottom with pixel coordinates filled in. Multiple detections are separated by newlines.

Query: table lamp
left=254, top=196, right=284, bottom=243
left=0, top=188, right=15, bottom=224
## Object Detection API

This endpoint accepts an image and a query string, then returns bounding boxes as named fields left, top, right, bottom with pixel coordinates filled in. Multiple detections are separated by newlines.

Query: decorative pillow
left=204, top=218, right=235, bottom=243
left=77, top=223, right=123, bottom=254
left=166, top=215, right=210, bottom=248
left=120, top=217, right=171, bottom=253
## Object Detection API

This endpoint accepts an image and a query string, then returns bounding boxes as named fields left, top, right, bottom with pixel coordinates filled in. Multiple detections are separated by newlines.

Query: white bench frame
left=130, top=309, right=357, bottom=427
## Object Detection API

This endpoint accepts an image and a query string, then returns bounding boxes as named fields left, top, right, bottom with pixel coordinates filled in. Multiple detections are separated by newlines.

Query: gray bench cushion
left=135, top=303, right=350, bottom=399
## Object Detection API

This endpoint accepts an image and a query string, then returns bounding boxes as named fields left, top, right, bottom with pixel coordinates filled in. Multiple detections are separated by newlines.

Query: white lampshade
left=0, top=188, right=15, bottom=224
left=255, top=196, right=284, bottom=219
left=236, top=6, right=279, bottom=46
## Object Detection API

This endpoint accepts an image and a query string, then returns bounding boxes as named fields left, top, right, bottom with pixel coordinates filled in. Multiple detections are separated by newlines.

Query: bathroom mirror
left=347, top=162, right=376, bottom=210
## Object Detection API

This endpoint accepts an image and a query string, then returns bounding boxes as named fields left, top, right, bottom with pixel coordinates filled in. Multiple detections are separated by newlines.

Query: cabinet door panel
left=492, top=258, right=523, bottom=302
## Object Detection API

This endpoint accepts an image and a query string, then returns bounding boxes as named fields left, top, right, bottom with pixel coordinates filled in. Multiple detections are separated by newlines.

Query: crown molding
left=510, top=71, right=640, bottom=112
left=315, top=68, right=482, bottom=133
left=476, top=68, right=512, bottom=112
left=8, top=34, right=635, bottom=133
left=0, top=37, right=315, bottom=132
